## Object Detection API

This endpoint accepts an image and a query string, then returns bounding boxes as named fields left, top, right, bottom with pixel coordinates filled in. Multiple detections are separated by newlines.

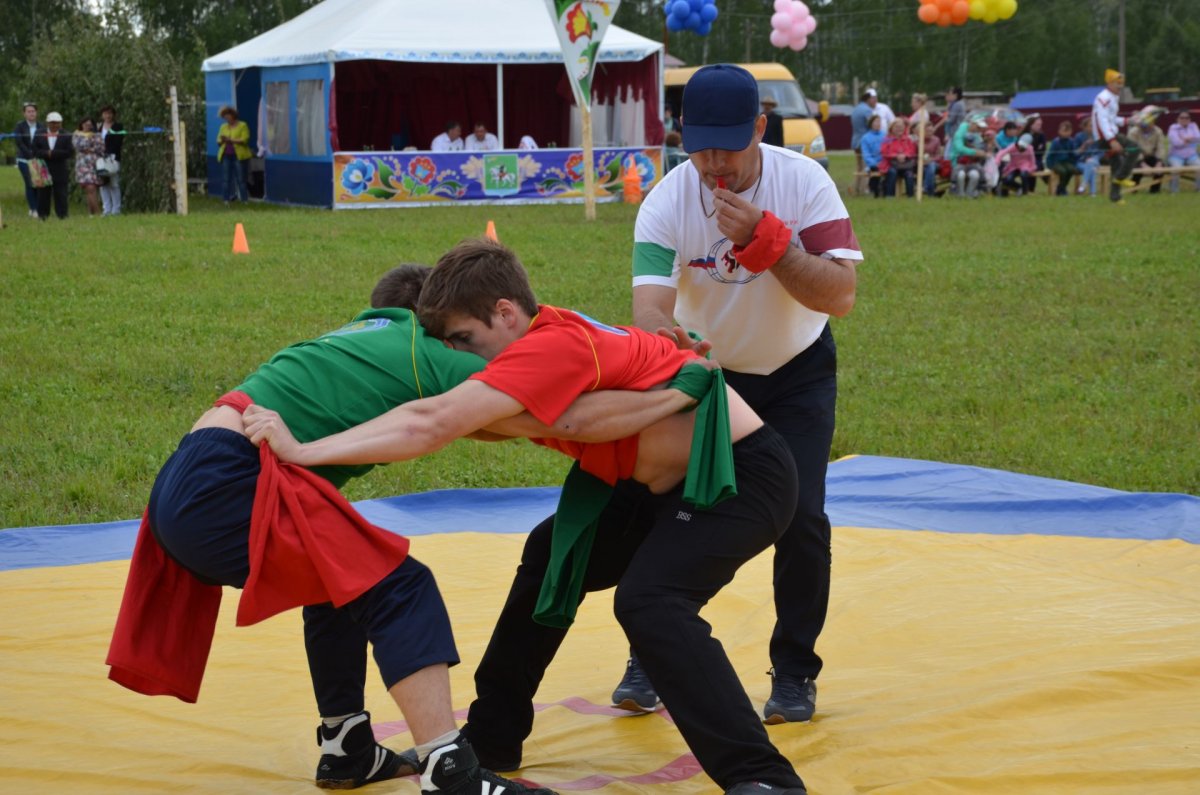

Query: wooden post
left=916, top=118, right=926, bottom=202
left=169, top=85, right=186, bottom=216
left=179, top=120, right=189, bottom=216
left=582, top=106, right=596, bottom=221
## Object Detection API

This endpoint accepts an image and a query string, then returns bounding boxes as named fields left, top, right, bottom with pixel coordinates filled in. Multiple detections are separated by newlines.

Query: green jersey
left=236, top=308, right=484, bottom=487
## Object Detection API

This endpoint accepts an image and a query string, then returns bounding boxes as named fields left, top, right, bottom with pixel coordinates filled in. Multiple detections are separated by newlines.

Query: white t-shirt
left=633, top=145, right=862, bottom=375
left=465, top=132, right=500, bottom=151
left=872, top=102, right=896, bottom=132
left=431, top=132, right=463, bottom=152
left=1091, top=88, right=1124, bottom=142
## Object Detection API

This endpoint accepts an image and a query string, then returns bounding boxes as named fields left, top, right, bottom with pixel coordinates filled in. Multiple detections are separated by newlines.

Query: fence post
left=169, top=85, right=187, bottom=216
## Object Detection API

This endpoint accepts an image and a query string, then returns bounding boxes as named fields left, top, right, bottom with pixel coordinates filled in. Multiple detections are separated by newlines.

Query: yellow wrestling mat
left=3, top=522, right=1198, bottom=794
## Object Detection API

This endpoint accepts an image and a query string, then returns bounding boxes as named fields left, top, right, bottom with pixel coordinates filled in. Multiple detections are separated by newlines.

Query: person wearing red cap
left=627, top=63, right=863, bottom=730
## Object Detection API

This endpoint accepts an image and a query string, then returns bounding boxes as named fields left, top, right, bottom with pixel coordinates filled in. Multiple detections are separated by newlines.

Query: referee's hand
left=713, top=188, right=764, bottom=248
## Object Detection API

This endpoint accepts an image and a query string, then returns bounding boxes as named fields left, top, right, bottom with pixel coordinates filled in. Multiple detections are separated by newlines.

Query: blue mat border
left=2, top=456, right=1196, bottom=572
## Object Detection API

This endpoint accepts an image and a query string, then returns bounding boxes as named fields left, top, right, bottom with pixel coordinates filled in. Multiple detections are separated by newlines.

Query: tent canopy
left=1011, top=86, right=1104, bottom=110
left=201, top=0, right=663, bottom=72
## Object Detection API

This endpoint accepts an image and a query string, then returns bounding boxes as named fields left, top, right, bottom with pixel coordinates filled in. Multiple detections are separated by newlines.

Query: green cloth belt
left=533, top=361, right=737, bottom=628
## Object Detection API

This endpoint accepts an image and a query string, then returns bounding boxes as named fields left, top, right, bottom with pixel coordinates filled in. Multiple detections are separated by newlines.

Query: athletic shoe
left=421, top=737, right=557, bottom=795
left=763, top=670, right=817, bottom=724
left=1114, top=177, right=1136, bottom=188
left=725, top=782, right=808, bottom=795
left=611, top=655, right=662, bottom=713
left=315, top=711, right=415, bottom=789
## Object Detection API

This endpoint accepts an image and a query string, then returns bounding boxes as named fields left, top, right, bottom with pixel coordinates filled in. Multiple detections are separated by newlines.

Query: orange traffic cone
left=232, top=223, right=250, bottom=254
left=622, top=158, right=642, bottom=204
left=485, top=220, right=499, bottom=241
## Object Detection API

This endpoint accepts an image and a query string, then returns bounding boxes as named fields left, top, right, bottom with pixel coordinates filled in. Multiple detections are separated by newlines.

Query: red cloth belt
left=106, top=391, right=410, bottom=703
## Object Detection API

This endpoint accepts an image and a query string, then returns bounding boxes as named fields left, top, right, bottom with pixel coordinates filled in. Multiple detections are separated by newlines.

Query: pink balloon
left=769, top=28, right=790, bottom=47
left=794, top=1, right=810, bottom=16
left=773, top=0, right=791, bottom=12
left=803, top=15, right=817, bottom=34
left=789, top=4, right=807, bottom=21
left=771, top=11, right=791, bottom=31
left=789, top=33, right=808, bottom=51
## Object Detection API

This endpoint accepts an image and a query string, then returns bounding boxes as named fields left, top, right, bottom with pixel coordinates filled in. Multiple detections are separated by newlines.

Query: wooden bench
left=1122, top=165, right=1198, bottom=194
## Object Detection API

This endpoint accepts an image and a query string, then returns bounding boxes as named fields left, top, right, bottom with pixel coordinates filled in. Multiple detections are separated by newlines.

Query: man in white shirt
left=869, top=88, right=896, bottom=135
left=622, top=63, right=862, bottom=728
left=1092, top=69, right=1139, bottom=203
left=465, top=123, right=500, bottom=151
left=431, top=122, right=463, bottom=152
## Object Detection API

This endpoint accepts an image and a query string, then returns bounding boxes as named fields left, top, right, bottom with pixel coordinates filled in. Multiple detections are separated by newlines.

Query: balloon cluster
left=664, top=0, right=719, bottom=36
left=769, top=0, right=817, bottom=51
left=917, top=0, right=1017, bottom=26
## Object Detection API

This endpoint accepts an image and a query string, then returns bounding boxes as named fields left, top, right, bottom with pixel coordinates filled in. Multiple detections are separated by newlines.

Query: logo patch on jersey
left=573, top=310, right=629, bottom=336
left=322, top=318, right=392, bottom=338
left=685, top=239, right=764, bottom=285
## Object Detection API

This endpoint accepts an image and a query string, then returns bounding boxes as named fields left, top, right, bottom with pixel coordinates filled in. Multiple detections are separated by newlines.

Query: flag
left=544, top=0, right=621, bottom=108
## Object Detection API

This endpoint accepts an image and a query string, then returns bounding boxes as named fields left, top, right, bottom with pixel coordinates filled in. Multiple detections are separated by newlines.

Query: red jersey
left=471, top=305, right=699, bottom=483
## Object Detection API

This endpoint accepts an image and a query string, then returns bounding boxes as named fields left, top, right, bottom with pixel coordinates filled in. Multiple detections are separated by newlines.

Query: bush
left=14, top=13, right=201, bottom=213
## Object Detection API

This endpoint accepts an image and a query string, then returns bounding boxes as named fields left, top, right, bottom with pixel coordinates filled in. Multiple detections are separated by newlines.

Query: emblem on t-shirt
left=684, top=238, right=764, bottom=285
left=322, top=318, right=392, bottom=337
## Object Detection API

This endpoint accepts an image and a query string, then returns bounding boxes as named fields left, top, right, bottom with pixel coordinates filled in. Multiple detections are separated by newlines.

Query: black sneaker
left=763, top=670, right=817, bottom=724
left=611, top=655, right=662, bottom=713
left=726, top=782, right=808, bottom=795
left=315, top=711, right=416, bottom=789
left=420, top=737, right=557, bottom=794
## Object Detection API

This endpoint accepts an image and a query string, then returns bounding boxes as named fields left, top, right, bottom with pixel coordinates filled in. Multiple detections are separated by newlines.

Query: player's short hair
left=418, top=239, right=539, bottom=337
left=370, top=263, right=432, bottom=310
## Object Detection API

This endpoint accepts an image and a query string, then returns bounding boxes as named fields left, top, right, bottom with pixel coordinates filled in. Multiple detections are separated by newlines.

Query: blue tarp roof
left=1011, top=86, right=1104, bottom=110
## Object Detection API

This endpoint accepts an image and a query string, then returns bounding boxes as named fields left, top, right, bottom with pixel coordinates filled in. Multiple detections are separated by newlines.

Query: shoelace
left=769, top=672, right=814, bottom=702
left=621, top=658, right=655, bottom=691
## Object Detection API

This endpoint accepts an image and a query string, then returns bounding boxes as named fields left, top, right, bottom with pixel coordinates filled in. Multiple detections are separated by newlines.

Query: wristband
left=730, top=210, right=792, bottom=273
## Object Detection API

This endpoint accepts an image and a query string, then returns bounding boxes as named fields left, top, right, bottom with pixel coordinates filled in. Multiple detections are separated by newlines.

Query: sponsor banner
left=333, top=147, right=661, bottom=207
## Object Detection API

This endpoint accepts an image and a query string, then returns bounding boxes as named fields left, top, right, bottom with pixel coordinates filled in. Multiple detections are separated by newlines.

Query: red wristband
left=730, top=210, right=792, bottom=273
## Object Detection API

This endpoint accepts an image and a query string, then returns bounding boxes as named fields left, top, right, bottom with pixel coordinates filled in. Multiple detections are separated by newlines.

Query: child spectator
left=880, top=118, right=917, bottom=197
left=1045, top=121, right=1081, bottom=196
left=861, top=115, right=886, bottom=197
left=947, top=118, right=987, bottom=198
left=1020, top=114, right=1048, bottom=171
left=663, top=131, right=688, bottom=173
left=919, top=125, right=944, bottom=196
left=995, top=121, right=1020, bottom=150
left=1075, top=117, right=1103, bottom=196
left=1166, top=110, right=1199, bottom=192
left=997, top=133, right=1038, bottom=196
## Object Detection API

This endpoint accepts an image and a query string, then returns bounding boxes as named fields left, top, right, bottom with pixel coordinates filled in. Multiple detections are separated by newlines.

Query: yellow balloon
left=982, top=8, right=999, bottom=22
left=968, top=0, right=985, bottom=19
left=998, top=0, right=1017, bottom=19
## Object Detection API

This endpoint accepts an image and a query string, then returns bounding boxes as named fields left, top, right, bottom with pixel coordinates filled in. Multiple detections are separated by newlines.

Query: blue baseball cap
left=681, top=64, right=760, bottom=153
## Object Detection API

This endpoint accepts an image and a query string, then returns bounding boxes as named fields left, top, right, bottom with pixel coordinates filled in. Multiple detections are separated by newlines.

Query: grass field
left=1, top=154, right=1197, bottom=528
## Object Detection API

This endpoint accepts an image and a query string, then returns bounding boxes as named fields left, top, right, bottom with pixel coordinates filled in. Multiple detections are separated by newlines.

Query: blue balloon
left=697, top=21, right=712, bottom=34
left=702, top=0, right=716, bottom=5
left=700, top=4, right=717, bottom=21
left=671, top=0, right=690, bottom=19
left=666, top=14, right=684, bottom=30
left=687, top=11, right=701, bottom=28
left=662, top=0, right=670, bottom=14
left=688, top=0, right=702, bottom=11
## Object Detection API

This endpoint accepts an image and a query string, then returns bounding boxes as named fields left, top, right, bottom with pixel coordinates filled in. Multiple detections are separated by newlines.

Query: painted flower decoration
left=408, top=156, right=437, bottom=185
left=341, top=159, right=375, bottom=195
left=633, top=152, right=657, bottom=186
left=566, top=3, right=594, bottom=43
left=564, top=152, right=586, bottom=183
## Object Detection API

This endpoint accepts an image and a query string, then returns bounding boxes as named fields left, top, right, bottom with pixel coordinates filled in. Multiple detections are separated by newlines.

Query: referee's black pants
left=464, top=426, right=804, bottom=791
left=723, top=323, right=838, bottom=682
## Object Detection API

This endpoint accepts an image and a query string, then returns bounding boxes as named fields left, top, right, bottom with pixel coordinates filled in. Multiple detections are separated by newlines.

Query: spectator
left=662, top=130, right=687, bottom=173
left=1166, top=110, right=1199, bottom=192
left=908, top=92, right=932, bottom=135
left=995, top=121, right=1020, bottom=150
left=860, top=114, right=886, bottom=197
left=1075, top=117, right=1103, bottom=197
left=517, top=135, right=538, bottom=150
left=1128, top=109, right=1167, bottom=194
left=761, top=96, right=784, bottom=147
left=431, top=121, right=463, bottom=152
left=880, top=118, right=917, bottom=198
left=1092, top=69, right=1139, bottom=203
left=216, top=106, right=251, bottom=205
left=997, top=133, right=1037, bottom=196
left=72, top=117, right=105, bottom=217
left=850, top=90, right=875, bottom=171
left=919, top=123, right=944, bottom=196
left=13, top=102, right=44, bottom=218
left=98, top=105, right=124, bottom=216
left=1020, top=114, right=1047, bottom=174
left=947, top=117, right=987, bottom=198
left=662, top=105, right=681, bottom=135
left=944, top=86, right=966, bottom=141
left=871, top=90, right=896, bottom=134
left=34, top=111, right=73, bottom=220
left=1045, top=120, right=1081, bottom=196
left=465, top=123, right=500, bottom=151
